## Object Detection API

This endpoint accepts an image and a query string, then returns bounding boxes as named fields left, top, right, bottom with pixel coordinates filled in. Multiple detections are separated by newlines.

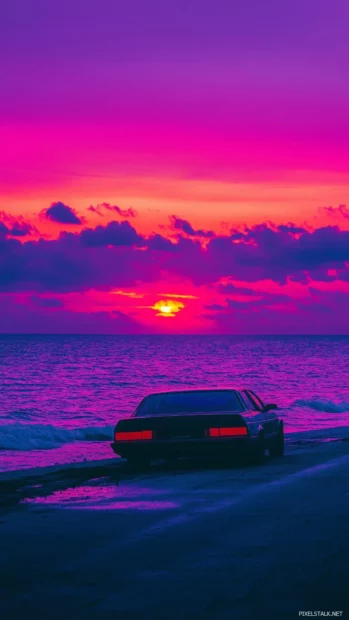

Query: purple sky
left=2, top=0, right=349, bottom=120
left=1, top=0, right=349, bottom=333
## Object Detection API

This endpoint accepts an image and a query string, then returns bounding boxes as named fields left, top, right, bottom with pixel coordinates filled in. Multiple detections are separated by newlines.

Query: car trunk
left=115, top=412, right=247, bottom=441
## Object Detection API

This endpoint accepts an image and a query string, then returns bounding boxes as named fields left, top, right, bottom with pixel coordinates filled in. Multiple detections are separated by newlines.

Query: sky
left=1, top=0, right=349, bottom=333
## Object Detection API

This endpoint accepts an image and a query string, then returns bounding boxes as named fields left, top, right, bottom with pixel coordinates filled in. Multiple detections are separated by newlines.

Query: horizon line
left=1, top=333, right=349, bottom=337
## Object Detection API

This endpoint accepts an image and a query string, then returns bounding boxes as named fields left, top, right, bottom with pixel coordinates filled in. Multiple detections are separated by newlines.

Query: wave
left=0, top=423, right=113, bottom=451
left=292, top=399, right=349, bottom=414
left=2, top=399, right=349, bottom=452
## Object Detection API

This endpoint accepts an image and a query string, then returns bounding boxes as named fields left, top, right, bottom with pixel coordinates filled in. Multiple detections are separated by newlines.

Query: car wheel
left=269, top=429, right=284, bottom=457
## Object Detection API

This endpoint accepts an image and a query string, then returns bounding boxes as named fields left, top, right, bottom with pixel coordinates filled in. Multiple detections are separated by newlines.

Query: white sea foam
left=1, top=399, right=349, bottom=452
left=291, top=399, right=349, bottom=413
left=0, top=423, right=113, bottom=451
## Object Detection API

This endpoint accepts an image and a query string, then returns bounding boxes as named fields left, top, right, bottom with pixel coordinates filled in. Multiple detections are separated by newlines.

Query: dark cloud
left=88, top=203, right=137, bottom=218
left=226, top=292, right=290, bottom=309
left=197, top=224, right=349, bottom=286
left=41, top=202, right=83, bottom=225
left=205, top=291, right=291, bottom=312
left=0, top=221, right=176, bottom=293
left=204, top=303, right=227, bottom=312
left=203, top=288, right=349, bottom=334
left=1, top=217, right=349, bottom=296
left=30, top=295, right=64, bottom=308
left=217, top=283, right=261, bottom=296
left=0, top=295, right=143, bottom=334
left=319, top=204, right=349, bottom=220
left=147, top=233, right=179, bottom=252
left=276, top=223, right=308, bottom=234
left=170, top=215, right=215, bottom=238
left=79, top=220, right=143, bottom=247
left=0, top=211, right=37, bottom=237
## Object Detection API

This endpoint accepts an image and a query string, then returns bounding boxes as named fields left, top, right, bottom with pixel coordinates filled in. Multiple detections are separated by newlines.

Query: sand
left=1, top=429, right=349, bottom=619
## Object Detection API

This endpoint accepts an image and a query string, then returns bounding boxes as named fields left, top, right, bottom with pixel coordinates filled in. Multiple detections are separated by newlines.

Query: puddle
left=20, top=482, right=179, bottom=511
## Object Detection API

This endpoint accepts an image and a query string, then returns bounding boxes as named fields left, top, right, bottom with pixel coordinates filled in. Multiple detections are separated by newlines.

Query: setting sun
left=159, top=304, right=172, bottom=315
left=151, top=300, right=185, bottom=318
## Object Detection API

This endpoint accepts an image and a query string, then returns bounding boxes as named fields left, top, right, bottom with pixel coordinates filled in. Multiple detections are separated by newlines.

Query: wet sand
left=1, top=431, right=349, bottom=619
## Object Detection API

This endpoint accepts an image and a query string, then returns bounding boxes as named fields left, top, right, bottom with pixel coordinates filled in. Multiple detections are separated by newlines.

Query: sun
left=151, top=299, right=185, bottom=318
left=159, top=304, right=172, bottom=315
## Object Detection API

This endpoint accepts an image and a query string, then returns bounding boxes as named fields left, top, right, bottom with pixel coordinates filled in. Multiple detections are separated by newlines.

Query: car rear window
left=135, top=390, right=242, bottom=416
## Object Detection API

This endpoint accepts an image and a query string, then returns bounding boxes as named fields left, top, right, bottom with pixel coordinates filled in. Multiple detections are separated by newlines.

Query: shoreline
left=1, top=424, right=349, bottom=484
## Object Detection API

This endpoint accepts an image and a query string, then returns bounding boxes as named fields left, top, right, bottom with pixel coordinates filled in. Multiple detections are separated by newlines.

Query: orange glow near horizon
left=112, top=290, right=145, bottom=299
left=156, top=293, right=199, bottom=299
left=152, top=300, right=185, bottom=318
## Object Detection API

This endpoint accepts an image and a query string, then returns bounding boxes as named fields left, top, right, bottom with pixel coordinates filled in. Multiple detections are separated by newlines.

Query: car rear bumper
left=110, top=436, right=258, bottom=460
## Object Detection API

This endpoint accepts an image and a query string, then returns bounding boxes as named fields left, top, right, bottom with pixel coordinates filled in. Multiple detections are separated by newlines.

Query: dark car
left=110, top=388, right=284, bottom=467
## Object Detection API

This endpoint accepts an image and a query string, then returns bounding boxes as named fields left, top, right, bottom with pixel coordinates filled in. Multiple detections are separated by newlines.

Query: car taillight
left=208, top=427, right=248, bottom=437
left=115, top=430, right=153, bottom=441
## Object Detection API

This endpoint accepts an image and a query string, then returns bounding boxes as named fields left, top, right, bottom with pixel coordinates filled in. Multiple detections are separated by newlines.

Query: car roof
left=144, top=387, right=246, bottom=397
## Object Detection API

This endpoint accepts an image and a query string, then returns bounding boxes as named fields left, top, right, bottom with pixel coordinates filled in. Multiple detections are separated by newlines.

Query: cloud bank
left=1, top=213, right=349, bottom=333
left=1, top=218, right=349, bottom=293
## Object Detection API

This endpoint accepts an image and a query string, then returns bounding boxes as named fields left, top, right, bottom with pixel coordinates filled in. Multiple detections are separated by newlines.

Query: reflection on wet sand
left=21, top=482, right=178, bottom=511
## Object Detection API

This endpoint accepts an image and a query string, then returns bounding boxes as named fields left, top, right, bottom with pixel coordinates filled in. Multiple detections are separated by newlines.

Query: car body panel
left=110, top=388, right=282, bottom=461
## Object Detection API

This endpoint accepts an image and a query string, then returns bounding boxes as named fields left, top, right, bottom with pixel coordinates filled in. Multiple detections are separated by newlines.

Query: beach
left=1, top=429, right=349, bottom=619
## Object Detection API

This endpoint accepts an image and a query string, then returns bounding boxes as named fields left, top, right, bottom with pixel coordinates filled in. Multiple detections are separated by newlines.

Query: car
left=110, top=388, right=284, bottom=467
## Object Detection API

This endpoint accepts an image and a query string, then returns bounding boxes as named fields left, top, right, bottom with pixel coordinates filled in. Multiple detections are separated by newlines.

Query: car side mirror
left=264, top=403, right=277, bottom=412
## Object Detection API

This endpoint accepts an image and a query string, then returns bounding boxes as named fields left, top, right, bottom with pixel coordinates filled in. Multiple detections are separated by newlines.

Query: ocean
left=1, top=334, right=349, bottom=472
